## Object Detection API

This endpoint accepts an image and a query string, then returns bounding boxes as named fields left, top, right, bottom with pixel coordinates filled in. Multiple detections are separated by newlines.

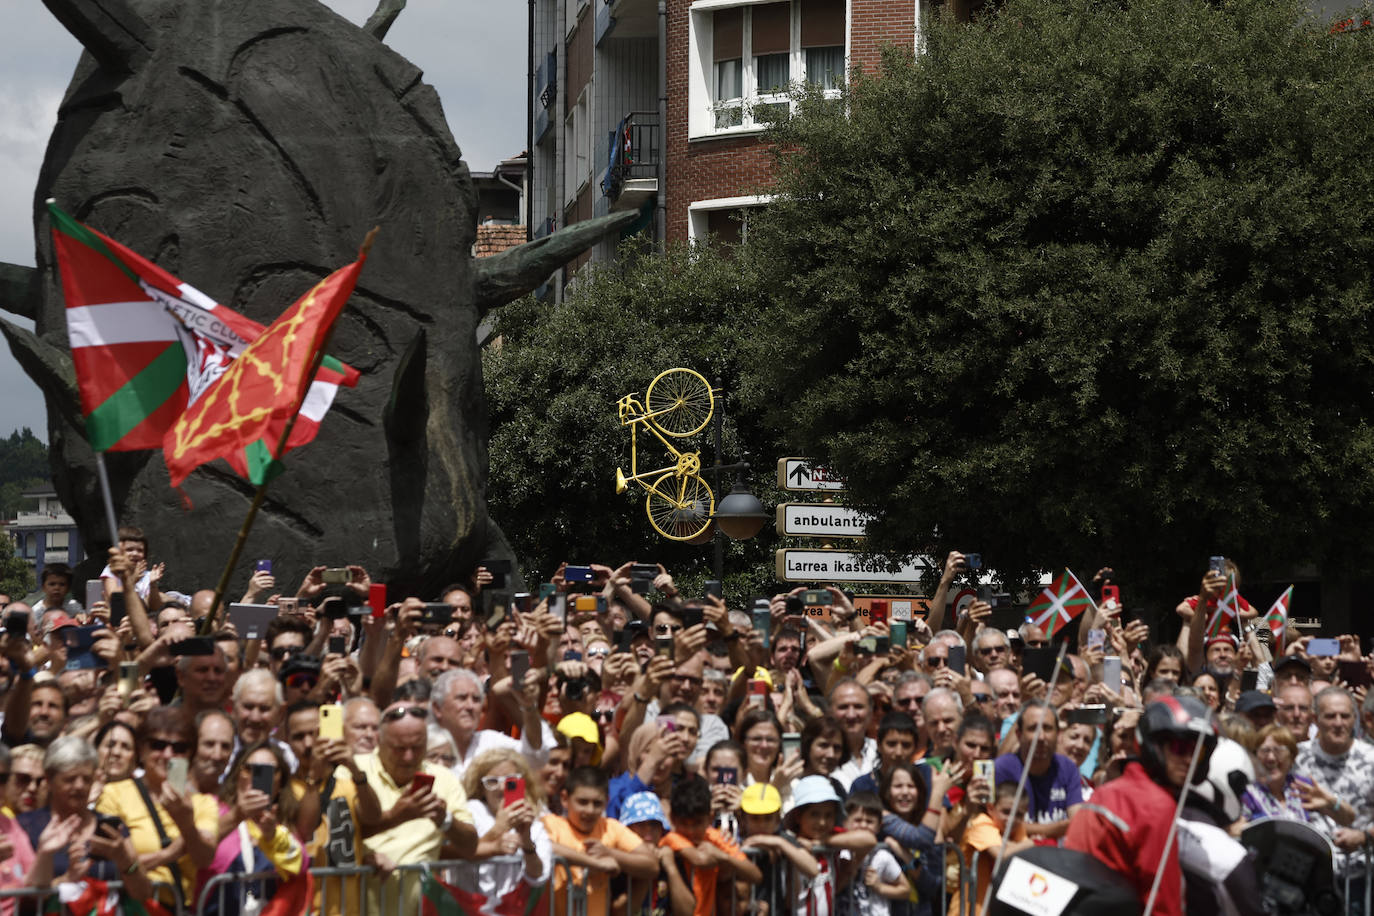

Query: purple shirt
left=994, top=752, right=1083, bottom=825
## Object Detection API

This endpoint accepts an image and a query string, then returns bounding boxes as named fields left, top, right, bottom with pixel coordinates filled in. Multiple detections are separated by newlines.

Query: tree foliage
left=0, top=531, right=33, bottom=600
left=742, top=0, right=1374, bottom=598
left=0, top=428, right=48, bottom=521
left=483, top=245, right=778, bottom=592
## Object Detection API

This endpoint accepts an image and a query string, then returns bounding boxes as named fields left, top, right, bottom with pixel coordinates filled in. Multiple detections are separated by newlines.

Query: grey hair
left=232, top=667, right=283, bottom=706
left=923, top=686, right=964, bottom=715
left=44, top=735, right=98, bottom=774
left=703, top=667, right=729, bottom=684
left=432, top=667, right=485, bottom=709
left=931, top=629, right=967, bottom=650
left=974, top=627, right=1009, bottom=650
left=427, top=723, right=458, bottom=759
left=1315, top=685, right=1355, bottom=714
left=894, top=671, right=934, bottom=690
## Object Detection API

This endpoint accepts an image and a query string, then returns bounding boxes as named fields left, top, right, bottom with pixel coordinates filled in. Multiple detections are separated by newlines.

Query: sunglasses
left=926, top=657, right=947, bottom=667
left=971, top=694, right=994, bottom=703
left=269, top=646, right=301, bottom=660
left=10, top=773, right=43, bottom=789
left=654, top=624, right=684, bottom=636
left=383, top=705, right=429, bottom=722
left=592, top=709, right=615, bottom=722
left=586, top=648, right=611, bottom=659
left=976, top=645, right=1007, bottom=654
left=147, top=738, right=191, bottom=754
left=1024, top=640, right=1049, bottom=648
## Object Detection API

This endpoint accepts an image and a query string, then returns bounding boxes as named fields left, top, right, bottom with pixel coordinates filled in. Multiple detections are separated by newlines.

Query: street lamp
left=706, top=377, right=768, bottom=578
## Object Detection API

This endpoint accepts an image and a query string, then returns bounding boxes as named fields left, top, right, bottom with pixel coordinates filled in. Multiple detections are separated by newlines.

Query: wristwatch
left=439, top=810, right=453, bottom=834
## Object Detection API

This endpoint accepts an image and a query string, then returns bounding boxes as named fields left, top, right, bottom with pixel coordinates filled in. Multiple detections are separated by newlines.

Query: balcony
left=534, top=50, right=557, bottom=142
left=596, top=0, right=659, bottom=44
left=600, top=112, right=660, bottom=212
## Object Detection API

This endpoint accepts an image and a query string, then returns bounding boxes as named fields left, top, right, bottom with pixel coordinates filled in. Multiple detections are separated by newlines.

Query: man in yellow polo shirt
left=354, top=702, right=477, bottom=912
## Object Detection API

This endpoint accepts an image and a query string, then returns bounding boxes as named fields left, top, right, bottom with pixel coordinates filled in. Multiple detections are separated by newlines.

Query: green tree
left=483, top=244, right=778, bottom=593
left=0, top=532, right=34, bottom=600
left=743, top=0, right=1374, bottom=600
left=0, top=428, right=49, bottom=520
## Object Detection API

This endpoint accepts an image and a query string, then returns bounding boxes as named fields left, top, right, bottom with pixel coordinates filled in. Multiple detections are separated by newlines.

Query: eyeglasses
left=976, top=646, right=1008, bottom=655
left=480, top=775, right=505, bottom=790
left=894, top=696, right=923, bottom=708
left=971, top=694, right=994, bottom=703
left=592, top=709, right=615, bottom=722
left=147, top=738, right=191, bottom=754
left=10, top=773, right=43, bottom=789
left=383, top=705, right=429, bottom=722
left=926, top=657, right=947, bottom=668
left=269, top=646, right=301, bottom=660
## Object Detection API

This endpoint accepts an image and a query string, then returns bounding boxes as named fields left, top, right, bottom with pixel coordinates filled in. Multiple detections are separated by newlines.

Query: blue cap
left=783, top=775, right=844, bottom=831
left=619, top=791, right=672, bottom=831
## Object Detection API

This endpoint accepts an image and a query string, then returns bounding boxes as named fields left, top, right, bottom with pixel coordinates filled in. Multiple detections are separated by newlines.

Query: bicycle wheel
left=644, top=368, right=714, bottom=438
left=645, top=472, right=715, bottom=541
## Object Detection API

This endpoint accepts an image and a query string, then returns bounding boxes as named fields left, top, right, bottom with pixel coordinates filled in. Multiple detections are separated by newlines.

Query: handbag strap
left=132, top=777, right=186, bottom=910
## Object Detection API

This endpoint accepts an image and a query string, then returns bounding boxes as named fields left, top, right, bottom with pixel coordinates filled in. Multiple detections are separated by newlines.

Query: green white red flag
left=419, top=868, right=538, bottom=916
left=48, top=201, right=357, bottom=460
left=50, top=878, right=172, bottom=916
left=163, top=236, right=372, bottom=488
left=1206, top=576, right=1240, bottom=639
left=1027, top=569, right=1093, bottom=639
left=1263, top=585, right=1293, bottom=654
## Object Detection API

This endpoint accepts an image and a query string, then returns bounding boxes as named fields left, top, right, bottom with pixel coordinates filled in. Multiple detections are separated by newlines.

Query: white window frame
left=687, top=194, right=775, bottom=243
left=565, top=89, right=591, bottom=204
left=688, top=0, right=849, bottom=141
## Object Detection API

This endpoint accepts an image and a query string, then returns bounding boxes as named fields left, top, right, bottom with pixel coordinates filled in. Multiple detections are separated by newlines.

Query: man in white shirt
left=431, top=667, right=548, bottom=780
left=829, top=678, right=879, bottom=791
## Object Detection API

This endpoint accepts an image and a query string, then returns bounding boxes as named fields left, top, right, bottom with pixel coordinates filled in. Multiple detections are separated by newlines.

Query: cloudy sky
left=0, top=0, right=526, bottom=442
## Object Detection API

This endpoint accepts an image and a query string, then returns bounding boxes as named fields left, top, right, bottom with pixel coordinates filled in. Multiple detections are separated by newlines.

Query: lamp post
left=705, top=376, right=768, bottom=579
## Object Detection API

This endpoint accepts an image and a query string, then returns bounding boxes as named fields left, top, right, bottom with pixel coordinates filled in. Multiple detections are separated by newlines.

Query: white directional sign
left=776, top=458, right=846, bottom=492
left=776, top=503, right=871, bottom=538
left=776, top=549, right=928, bottom=583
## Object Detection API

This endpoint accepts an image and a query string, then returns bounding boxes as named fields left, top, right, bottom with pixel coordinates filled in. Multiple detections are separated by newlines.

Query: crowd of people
left=0, top=536, right=1366, bottom=915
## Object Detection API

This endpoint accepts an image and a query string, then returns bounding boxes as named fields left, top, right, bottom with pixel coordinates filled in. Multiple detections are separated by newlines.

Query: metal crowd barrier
left=1339, top=843, right=1373, bottom=916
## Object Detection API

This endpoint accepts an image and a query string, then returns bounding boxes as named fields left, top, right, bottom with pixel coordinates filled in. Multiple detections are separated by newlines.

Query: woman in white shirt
left=457, top=749, right=553, bottom=902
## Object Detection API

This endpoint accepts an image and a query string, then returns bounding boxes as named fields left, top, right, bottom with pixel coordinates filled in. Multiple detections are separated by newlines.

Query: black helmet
left=1137, top=695, right=1217, bottom=787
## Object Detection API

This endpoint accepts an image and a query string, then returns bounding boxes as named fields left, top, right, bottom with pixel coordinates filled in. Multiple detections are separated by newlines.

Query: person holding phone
left=199, top=742, right=306, bottom=916
left=457, top=749, right=551, bottom=902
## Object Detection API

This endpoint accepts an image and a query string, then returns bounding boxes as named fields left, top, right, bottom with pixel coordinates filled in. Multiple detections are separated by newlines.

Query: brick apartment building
left=528, top=0, right=920, bottom=298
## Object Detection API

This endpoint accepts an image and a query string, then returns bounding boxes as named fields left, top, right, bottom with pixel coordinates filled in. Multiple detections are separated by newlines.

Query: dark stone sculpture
left=1, top=0, right=635, bottom=596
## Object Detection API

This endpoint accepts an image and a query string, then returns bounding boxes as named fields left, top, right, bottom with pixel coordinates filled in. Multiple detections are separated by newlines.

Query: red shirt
left=1064, top=762, right=1183, bottom=916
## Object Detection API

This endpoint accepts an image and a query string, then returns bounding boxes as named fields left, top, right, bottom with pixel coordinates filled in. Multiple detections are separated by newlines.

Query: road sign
left=776, top=503, right=870, bottom=538
left=776, top=549, right=928, bottom=583
left=776, top=458, right=846, bottom=492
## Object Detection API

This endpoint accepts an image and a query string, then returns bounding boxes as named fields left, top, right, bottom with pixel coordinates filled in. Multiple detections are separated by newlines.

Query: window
left=564, top=91, right=590, bottom=202
left=688, top=195, right=773, bottom=245
left=690, top=0, right=847, bottom=139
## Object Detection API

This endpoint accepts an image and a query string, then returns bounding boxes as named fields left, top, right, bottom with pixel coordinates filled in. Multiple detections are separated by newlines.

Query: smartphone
left=319, top=703, right=344, bottom=740
left=785, top=595, right=804, bottom=616
left=410, top=773, right=435, bottom=793
left=781, top=732, right=801, bottom=759
left=1066, top=704, right=1109, bottom=726
left=322, top=597, right=349, bottom=620
left=549, top=593, right=567, bottom=624
left=681, top=607, right=703, bottom=630
left=1242, top=667, right=1262, bottom=691
left=502, top=775, right=526, bottom=807
left=118, top=662, right=139, bottom=697
left=632, top=563, right=659, bottom=579
left=704, top=580, right=724, bottom=600
left=483, top=592, right=509, bottom=629
left=803, top=589, right=831, bottom=606
left=1208, top=556, right=1226, bottom=574
left=328, top=635, right=347, bottom=656
left=947, top=645, right=966, bottom=675
left=322, top=567, right=349, bottom=585
left=856, top=636, right=877, bottom=656
left=751, top=607, right=771, bottom=648
left=5, top=610, right=29, bottom=639
left=1338, top=660, right=1372, bottom=688
left=1086, top=628, right=1106, bottom=652
left=538, top=582, right=557, bottom=600
left=167, top=757, right=189, bottom=793
left=510, top=650, right=530, bottom=683
left=875, top=635, right=890, bottom=654
left=368, top=583, right=387, bottom=618
left=965, top=553, right=983, bottom=570
left=748, top=679, right=767, bottom=709
left=254, top=559, right=272, bottom=575
left=891, top=620, right=908, bottom=648
left=563, top=565, right=595, bottom=583
left=1102, top=656, right=1122, bottom=695
left=107, top=593, right=125, bottom=628
left=1100, top=584, right=1120, bottom=610
left=169, top=637, right=215, bottom=657
left=85, top=579, right=103, bottom=610
left=1308, top=638, right=1340, bottom=657
left=513, top=593, right=534, bottom=614
left=1021, top=647, right=1057, bottom=683
left=869, top=600, right=889, bottom=624
left=657, top=716, right=678, bottom=733
left=92, top=814, right=125, bottom=849
left=655, top=636, right=674, bottom=659
left=250, top=763, right=276, bottom=796
left=572, top=595, right=598, bottom=616
left=715, top=766, right=739, bottom=786
left=972, top=759, right=994, bottom=786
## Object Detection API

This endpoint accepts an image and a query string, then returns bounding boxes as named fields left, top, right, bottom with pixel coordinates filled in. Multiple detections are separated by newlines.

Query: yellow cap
left=733, top=666, right=774, bottom=689
left=739, top=782, right=782, bottom=815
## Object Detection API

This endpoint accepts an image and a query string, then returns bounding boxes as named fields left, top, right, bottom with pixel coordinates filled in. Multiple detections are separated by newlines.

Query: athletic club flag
left=48, top=201, right=358, bottom=458
left=1027, top=569, right=1093, bottom=638
left=1206, top=576, right=1240, bottom=639
left=163, top=234, right=373, bottom=488
left=1263, top=585, right=1293, bottom=653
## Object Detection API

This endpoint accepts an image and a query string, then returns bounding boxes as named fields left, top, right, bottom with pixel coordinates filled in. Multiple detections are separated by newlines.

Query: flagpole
left=979, top=640, right=1071, bottom=915
left=93, top=452, right=120, bottom=546
left=197, top=228, right=377, bottom=637
left=1142, top=732, right=1207, bottom=915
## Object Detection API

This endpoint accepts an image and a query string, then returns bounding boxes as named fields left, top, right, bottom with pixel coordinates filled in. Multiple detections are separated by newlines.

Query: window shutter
left=800, top=0, right=844, bottom=47
left=752, top=3, right=792, bottom=55
left=713, top=8, right=744, bottom=61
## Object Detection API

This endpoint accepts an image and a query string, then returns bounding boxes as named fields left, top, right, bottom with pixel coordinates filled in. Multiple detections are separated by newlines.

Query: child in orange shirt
left=544, top=767, right=659, bottom=916
left=957, top=781, right=1034, bottom=916
left=660, top=775, right=762, bottom=916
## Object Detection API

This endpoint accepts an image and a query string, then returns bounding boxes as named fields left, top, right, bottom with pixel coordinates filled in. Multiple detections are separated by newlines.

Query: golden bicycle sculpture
left=614, top=369, right=716, bottom=541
